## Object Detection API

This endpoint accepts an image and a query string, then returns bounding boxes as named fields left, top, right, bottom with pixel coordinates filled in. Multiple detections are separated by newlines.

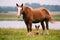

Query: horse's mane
left=23, top=6, right=32, bottom=12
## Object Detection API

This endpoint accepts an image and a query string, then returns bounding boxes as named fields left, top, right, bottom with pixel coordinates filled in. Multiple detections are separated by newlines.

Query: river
left=0, top=21, right=60, bottom=30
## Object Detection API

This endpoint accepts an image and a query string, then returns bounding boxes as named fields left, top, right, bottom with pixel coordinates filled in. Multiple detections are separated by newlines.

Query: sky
left=0, top=0, right=60, bottom=6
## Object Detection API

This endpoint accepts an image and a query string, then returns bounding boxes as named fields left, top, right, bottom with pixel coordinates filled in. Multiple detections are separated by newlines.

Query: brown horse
left=16, top=3, right=52, bottom=35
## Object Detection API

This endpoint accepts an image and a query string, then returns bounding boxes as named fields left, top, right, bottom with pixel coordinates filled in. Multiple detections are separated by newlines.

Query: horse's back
left=31, top=8, right=51, bottom=21
left=24, top=7, right=51, bottom=22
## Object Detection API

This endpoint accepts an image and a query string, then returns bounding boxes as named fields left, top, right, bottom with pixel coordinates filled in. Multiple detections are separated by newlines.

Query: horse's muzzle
left=36, top=32, right=39, bottom=35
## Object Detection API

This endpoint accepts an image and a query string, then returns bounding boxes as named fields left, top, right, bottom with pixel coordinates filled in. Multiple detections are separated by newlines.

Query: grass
left=52, top=15, right=60, bottom=21
left=0, top=28, right=60, bottom=40
left=0, top=17, right=23, bottom=21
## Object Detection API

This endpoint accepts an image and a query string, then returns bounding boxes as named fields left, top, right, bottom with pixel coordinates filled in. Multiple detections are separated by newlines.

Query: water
left=0, top=21, right=60, bottom=30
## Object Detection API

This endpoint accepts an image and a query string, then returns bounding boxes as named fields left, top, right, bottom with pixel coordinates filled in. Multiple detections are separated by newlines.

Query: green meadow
left=0, top=28, right=60, bottom=40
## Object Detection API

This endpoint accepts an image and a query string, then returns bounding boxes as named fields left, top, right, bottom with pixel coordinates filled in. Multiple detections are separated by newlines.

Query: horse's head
left=16, top=3, right=32, bottom=18
left=16, top=3, right=25, bottom=18
left=35, top=25, right=40, bottom=31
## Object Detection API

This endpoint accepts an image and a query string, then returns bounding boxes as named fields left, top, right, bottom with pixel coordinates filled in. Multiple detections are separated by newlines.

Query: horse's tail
left=43, top=8, right=57, bottom=23
left=49, top=19, right=57, bottom=23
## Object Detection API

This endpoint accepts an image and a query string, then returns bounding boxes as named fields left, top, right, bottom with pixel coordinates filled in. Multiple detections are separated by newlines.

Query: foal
left=35, top=25, right=40, bottom=35
left=27, top=25, right=40, bottom=35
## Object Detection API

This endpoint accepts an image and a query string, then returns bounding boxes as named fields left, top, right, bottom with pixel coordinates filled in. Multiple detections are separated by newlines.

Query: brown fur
left=16, top=3, right=52, bottom=34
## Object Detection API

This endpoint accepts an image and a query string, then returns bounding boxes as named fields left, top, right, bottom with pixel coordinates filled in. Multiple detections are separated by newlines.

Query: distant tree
left=25, top=3, right=41, bottom=8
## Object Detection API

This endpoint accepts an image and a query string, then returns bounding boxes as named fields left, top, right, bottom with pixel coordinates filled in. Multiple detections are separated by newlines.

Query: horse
left=16, top=3, right=52, bottom=35
left=35, top=25, right=40, bottom=35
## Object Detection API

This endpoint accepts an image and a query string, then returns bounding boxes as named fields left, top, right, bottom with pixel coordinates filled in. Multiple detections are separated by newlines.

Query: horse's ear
left=16, top=3, right=19, bottom=7
left=38, top=25, right=40, bottom=28
left=21, top=3, right=23, bottom=7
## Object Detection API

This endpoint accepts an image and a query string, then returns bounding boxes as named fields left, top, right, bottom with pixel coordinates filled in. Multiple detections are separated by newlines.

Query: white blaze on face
left=17, top=7, right=22, bottom=17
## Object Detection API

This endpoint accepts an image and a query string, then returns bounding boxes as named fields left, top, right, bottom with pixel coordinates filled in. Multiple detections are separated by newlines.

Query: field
left=0, top=12, right=60, bottom=40
left=0, top=28, right=60, bottom=40
left=0, top=12, right=60, bottom=21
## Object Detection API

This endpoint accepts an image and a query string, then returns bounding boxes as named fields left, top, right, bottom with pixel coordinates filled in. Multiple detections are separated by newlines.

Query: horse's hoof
left=27, top=32, right=32, bottom=36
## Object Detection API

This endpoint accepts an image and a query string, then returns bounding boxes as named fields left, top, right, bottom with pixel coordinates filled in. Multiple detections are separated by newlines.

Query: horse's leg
left=41, top=21, right=45, bottom=35
left=27, top=23, right=32, bottom=35
left=24, top=21, right=29, bottom=32
left=30, top=22, right=32, bottom=32
left=45, top=21, right=49, bottom=35
left=25, top=21, right=31, bottom=35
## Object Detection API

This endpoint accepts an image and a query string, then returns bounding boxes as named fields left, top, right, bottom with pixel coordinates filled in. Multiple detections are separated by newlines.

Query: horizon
left=0, top=0, right=60, bottom=7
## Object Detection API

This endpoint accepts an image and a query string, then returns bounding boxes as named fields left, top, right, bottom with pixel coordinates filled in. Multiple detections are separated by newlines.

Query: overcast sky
left=0, top=0, right=60, bottom=6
